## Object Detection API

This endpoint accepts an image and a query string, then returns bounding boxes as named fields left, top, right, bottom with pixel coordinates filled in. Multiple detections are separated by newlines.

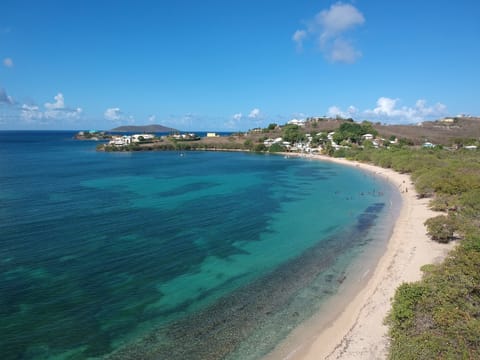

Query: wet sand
left=266, top=154, right=454, bottom=360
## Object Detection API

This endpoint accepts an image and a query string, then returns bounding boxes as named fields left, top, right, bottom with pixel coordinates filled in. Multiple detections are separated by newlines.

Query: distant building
left=206, top=132, right=218, bottom=137
left=263, top=138, right=274, bottom=146
left=110, top=135, right=132, bottom=146
left=132, top=134, right=154, bottom=142
left=288, top=119, right=306, bottom=127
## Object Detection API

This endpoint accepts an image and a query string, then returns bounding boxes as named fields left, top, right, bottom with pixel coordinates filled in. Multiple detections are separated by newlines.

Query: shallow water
left=0, top=132, right=399, bottom=359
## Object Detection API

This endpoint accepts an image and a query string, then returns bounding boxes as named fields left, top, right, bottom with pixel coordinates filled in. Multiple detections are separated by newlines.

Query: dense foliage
left=332, top=121, right=377, bottom=144
left=424, top=215, right=456, bottom=243
left=387, top=234, right=480, bottom=359
left=341, top=147, right=480, bottom=359
left=282, top=124, right=306, bottom=142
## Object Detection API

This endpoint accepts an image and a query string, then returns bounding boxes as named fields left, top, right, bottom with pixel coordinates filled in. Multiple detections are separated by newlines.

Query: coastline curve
left=264, top=154, right=454, bottom=360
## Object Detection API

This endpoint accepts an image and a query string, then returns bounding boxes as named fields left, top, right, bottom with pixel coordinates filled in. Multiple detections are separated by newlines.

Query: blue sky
left=1, top=1, right=479, bottom=131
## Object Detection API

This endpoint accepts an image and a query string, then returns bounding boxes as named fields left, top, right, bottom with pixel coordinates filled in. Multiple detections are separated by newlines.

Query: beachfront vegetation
left=424, top=215, right=456, bottom=243
left=282, top=124, right=305, bottom=142
left=331, top=121, right=377, bottom=144
left=387, top=235, right=480, bottom=359
left=328, top=144, right=480, bottom=358
left=343, top=147, right=480, bottom=359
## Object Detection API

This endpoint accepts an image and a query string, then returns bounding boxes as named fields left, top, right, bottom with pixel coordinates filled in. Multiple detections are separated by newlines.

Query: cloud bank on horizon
left=328, top=97, right=448, bottom=123
left=0, top=87, right=453, bottom=130
left=20, top=93, right=82, bottom=124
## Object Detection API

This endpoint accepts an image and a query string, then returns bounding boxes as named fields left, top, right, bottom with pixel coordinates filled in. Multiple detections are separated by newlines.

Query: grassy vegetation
left=337, top=146, right=480, bottom=359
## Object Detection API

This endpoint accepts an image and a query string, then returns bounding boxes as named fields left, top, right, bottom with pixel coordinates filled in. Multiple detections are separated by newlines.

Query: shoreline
left=265, top=153, right=455, bottom=360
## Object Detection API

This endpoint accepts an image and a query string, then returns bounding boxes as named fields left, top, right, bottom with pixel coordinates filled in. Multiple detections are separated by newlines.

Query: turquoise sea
left=0, top=131, right=401, bottom=360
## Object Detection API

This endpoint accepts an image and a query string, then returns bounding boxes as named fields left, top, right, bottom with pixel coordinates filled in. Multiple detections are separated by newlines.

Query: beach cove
left=265, top=154, right=455, bottom=360
left=0, top=131, right=403, bottom=359
left=0, top=131, right=456, bottom=359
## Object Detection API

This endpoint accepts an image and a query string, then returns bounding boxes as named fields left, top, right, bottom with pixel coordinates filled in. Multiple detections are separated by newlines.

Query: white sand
left=265, top=154, right=454, bottom=360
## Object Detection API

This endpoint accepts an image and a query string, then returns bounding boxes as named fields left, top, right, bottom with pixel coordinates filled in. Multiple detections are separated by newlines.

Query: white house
left=132, top=134, right=155, bottom=142
left=288, top=119, right=306, bottom=127
left=362, top=133, right=374, bottom=141
left=263, top=138, right=274, bottom=146
left=110, top=135, right=132, bottom=146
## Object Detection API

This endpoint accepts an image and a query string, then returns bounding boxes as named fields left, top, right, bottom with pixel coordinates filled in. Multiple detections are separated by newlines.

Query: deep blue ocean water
left=0, top=131, right=400, bottom=359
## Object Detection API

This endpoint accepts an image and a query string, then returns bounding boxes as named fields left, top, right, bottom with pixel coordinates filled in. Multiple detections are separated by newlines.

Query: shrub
left=424, top=215, right=456, bottom=243
left=253, top=144, right=267, bottom=152
left=268, top=143, right=284, bottom=153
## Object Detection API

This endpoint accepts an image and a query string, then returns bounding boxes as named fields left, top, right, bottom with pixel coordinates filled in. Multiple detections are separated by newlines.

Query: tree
left=267, top=123, right=277, bottom=130
left=363, top=140, right=375, bottom=149
left=333, top=122, right=377, bottom=144
left=268, top=143, right=285, bottom=153
left=253, top=144, right=267, bottom=152
left=360, top=121, right=378, bottom=136
left=282, top=124, right=305, bottom=142
left=323, top=142, right=335, bottom=156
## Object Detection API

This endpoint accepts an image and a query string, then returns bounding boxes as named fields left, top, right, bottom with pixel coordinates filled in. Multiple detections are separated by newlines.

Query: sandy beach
left=266, top=154, right=454, bottom=360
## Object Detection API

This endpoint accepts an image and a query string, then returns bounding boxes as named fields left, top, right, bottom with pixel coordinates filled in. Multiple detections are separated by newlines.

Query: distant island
left=111, top=124, right=178, bottom=132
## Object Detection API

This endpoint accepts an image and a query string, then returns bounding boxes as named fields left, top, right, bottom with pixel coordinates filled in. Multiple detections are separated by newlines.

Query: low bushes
left=381, top=148, right=480, bottom=359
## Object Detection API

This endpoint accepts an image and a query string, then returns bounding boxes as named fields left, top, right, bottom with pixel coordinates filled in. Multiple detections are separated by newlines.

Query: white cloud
left=347, top=105, right=359, bottom=115
left=330, top=97, right=448, bottom=123
left=45, top=93, right=65, bottom=110
left=104, top=108, right=123, bottom=121
left=223, top=112, right=245, bottom=130
left=329, top=38, right=361, bottom=63
left=21, top=104, right=43, bottom=122
left=224, top=109, right=264, bottom=129
left=414, top=99, right=448, bottom=118
left=148, top=115, right=156, bottom=123
left=316, top=3, right=365, bottom=37
left=0, top=88, right=14, bottom=105
left=293, top=2, right=365, bottom=63
left=3, top=58, right=13, bottom=68
left=292, top=30, right=307, bottom=50
left=248, top=108, right=261, bottom=119
left=44, top=93, right=82, bottom=120
left=327, top=106, right=341, bottom=117
left=328, top=105, right=358, bottom=118
left=21, top=93, right=82, bottom=122
left=369, top=97, right=403, bottom=117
